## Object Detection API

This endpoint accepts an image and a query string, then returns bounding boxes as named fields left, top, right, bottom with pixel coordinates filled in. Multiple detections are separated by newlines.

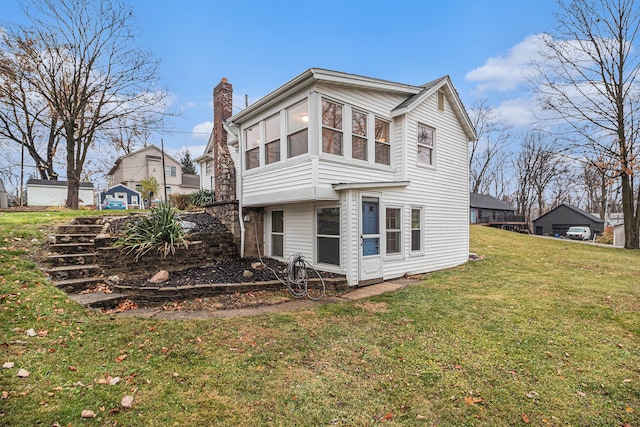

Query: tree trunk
left=621, top=174, right=639, bottom=249
left=65, top=131, right=79, bottom=210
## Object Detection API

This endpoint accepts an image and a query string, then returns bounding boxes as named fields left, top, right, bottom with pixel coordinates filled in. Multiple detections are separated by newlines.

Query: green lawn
left=1, top=211, right=639, bottom=426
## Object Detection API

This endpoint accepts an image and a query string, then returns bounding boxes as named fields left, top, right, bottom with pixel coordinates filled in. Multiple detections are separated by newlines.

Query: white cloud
left=466, top=34, right=546, bottom=93
left=191, top=121, right=213, bottom=139
left=492, top=97, right=542, bottom=128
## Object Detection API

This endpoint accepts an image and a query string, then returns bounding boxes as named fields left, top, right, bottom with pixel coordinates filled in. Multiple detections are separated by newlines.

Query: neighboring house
left=469, top=192, right=527, bottom=230
left=0, top=178, right=8, bottom=208
left=202, top=69, right=476, bottom=286
left=97, top=184, right=143, bottom=210
left=26, top=179, right=94, bottom=207
left=107, top=145, right=200, bottom=201
left=533, top=203, right=605, bottom=237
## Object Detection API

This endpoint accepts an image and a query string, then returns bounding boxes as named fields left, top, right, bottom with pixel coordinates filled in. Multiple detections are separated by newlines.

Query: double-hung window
left=385, top=207, right=401, bottom=255
left=317, top=207, right=340, bottom=266
left=411, top=207, right=423, bottom=252
left=417, top=123, right=434, bottom=166
left=245, top=125, right=260, bottom=170
left=265, top=115, right=280, bottom=165
left=352, top=109, right=368, bottom=161
left=271, top=210, right=284, bottom=258
left=164, top=165, right=176, bottom=177
left=322, top=99, right=343, bottom=155
left=287, top=101, right=308, bottom=158
left=375, top=119, right=390, bottom=165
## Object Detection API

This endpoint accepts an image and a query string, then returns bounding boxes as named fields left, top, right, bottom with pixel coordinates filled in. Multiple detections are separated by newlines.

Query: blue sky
left=3, top=0, right=560, bottom=167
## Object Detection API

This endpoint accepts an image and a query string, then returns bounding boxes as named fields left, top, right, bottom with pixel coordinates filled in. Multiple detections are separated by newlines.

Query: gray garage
left=533, top=203, right=605, bottom=237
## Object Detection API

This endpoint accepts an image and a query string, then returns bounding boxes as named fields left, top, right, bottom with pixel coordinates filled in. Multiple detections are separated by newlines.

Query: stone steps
left=47, top=217, right=107, bottom=293
left=49, top=242, right=96, bottom=254
left=52, top=234, right=96, bottom=244
left=46, top=253, right=97, bottom=266
left=53, top=277, right=106, bottom=293
left=47, top=264, right=102, bottom=281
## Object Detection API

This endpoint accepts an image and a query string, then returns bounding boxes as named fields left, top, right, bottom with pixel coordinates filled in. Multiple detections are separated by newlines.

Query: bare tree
left=514, top=131, right=566, bottom=224
left=0, top=0, right=169, bottom=209
left=468, top=99, right=511, bottom=194
left=0, top=36, right=62, bottom=180
left=535, top=0, right=640, bottom=248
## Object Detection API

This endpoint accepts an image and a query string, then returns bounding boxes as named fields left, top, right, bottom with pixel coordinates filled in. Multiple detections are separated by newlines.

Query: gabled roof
left=533, top=203, right=605, bottom=224
left=227, top=68, right=477, bottom=142
left=27, top=179, right=94, bottom=189
left=108, top=145, right=182, bottom=176
left=469, top=193, right=515, bottom=211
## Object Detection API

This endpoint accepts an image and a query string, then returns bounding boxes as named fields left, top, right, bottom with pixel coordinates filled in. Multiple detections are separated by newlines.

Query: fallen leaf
left=121, top=395, right=134, bottom=409
left=26, top=329, right=36, bottom=337
left=109, top=377, right=120, bottom=385
left=526, top=391, right=539, bottom=398
left=2, top=391, right=8, bottom=399
left=2, top=362, right=14, bottom=369
left=416, top=415, right=426, bottom=420
left=625, top=406, right=635, bottom=413
left=382, top=413, right=393, bottom=421
left=115, top=354, right=127, bottom=363
left=577, top=391, right=586, bottom=397
left=623, top=379, right=632, bottom=383
left=68, top=366, right=77, bottom=371
left=17, top=369, right=29, bottom=378
left=522, top=413, right=530, bottom=423
left=464, top=396, right=484, bottom=405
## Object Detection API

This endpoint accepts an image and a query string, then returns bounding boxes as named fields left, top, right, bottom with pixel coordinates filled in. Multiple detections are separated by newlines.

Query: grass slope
left=1, top=212, right=638, bottom=426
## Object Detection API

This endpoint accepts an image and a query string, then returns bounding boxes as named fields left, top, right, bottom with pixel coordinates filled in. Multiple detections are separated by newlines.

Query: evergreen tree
left=180, top=149, right=197, bottom=175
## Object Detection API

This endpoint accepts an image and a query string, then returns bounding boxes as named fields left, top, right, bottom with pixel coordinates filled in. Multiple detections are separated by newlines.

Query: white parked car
left=566, top=226, right=591, bottom=240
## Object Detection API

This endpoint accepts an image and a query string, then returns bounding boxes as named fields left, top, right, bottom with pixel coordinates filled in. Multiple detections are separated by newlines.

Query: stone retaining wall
left=112, top=278, right=347, bottom=306
left=96, top=230, right=237, bottom=279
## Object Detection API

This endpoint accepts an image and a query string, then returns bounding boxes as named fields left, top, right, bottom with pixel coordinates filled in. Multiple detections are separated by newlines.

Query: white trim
left=332, top=181, right=409, bottom=191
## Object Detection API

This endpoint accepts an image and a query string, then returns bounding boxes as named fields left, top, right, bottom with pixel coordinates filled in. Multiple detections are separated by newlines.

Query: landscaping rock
left=81, top=410, right=96, bottom=418
left=149, top=270, right=169, bottom=284
left=251, top=262, right=264, bottom=269
left=242, top=270, right=253, bottom=279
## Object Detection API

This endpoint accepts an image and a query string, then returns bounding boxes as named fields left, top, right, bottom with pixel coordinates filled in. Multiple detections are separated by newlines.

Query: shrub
left=114, top=203, right=187, bottom=260
left=189, top=189, right=214, bottom=206
left=169, top=193, right=191, bottom=210
left=597, top=225, right=614, bottom=245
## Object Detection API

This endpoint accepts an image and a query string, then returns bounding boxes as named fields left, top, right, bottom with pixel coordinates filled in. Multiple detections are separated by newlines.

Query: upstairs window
left=322, top=99, right=343, bottom=155
left=352, top=109, right=368, bottom=161
left=287, top=101, right=308, bottom=158
left=417, top=123, right=434, bottom=165
left=375, top=119, right=390, bottom=165
left=245, top=125, right=260, bottom=170
left=164, top=165, right=176, bottom=177
left=265, top=115, right=280, bottom=165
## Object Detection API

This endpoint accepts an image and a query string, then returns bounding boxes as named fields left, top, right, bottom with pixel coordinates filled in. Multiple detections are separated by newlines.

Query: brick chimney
left=213, top=77, right=236, bottom=202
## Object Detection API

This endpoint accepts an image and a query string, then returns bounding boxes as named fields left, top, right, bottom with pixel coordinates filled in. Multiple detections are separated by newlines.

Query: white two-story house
left=200, top=69, right=476, bottom=286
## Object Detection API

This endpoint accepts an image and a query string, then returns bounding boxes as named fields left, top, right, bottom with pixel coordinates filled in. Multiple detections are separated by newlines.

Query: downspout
left=236, top=125, right=245, bottom=258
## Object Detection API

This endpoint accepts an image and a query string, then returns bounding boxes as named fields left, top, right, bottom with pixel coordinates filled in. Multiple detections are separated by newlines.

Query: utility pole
left=161, top=138, right=167, bottom=203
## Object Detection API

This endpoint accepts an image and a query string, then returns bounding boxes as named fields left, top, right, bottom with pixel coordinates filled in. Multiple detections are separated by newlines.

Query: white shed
left=26, top=179, right=94, bottom=207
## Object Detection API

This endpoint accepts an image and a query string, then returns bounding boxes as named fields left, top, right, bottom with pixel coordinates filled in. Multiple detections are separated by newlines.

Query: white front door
left=359, top=195, right=383, bottom=284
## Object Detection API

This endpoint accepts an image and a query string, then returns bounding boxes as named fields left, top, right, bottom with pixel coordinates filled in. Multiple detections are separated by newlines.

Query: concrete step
left=57, top=224, right=104, bottom=235
left=53, top=277, right=105, bottom=293
left=67, top=291, right=129, bottom=310
left=49, top=242, right=96, bottom=255
left=52, top=234, right=96, bottom=244
left=47, top=264, right=102, bottom=281
left=46, top=253, right=97, bottom=267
